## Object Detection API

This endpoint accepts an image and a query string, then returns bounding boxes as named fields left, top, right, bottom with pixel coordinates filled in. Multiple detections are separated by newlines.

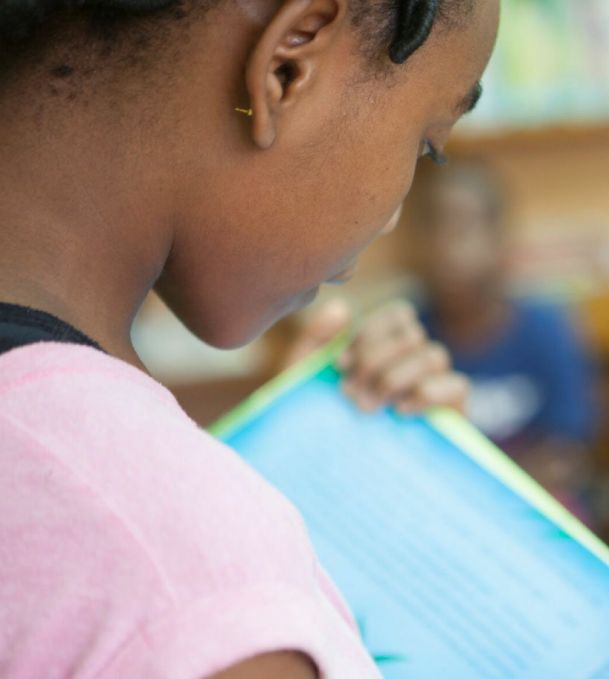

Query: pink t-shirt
left=0, top=343, right=380, bottom=679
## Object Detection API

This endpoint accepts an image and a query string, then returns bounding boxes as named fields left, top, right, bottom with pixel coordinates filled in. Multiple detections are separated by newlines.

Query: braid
left=0, top=0, right=177, bottom=44
left=389, top=0, right=441, bottom=64
left=350, top=0, right=469, bottom=68
left=0, top=0, right=468, bottom=67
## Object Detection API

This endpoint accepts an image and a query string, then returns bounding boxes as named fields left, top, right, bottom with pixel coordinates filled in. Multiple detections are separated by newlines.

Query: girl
left=0, top=1, right=498, bottom=677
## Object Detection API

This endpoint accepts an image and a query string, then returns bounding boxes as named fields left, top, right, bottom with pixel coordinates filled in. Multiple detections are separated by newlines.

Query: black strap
left=0, top=302, right=102, bottom=356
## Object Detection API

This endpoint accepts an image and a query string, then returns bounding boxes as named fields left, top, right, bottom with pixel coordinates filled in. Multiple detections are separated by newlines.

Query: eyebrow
left=455, top=81, right=483, bottom=117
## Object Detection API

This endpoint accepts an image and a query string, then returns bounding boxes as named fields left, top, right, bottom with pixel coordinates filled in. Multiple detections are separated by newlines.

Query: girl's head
left=0, top=0, right=499, bottom=350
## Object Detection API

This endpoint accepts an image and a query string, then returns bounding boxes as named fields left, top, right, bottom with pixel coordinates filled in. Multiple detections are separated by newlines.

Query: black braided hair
left=0, top=0, right=176, bottom=43
left=390, top=0, right=441, bottom=64
left=0, top=0, right=466, bottom=64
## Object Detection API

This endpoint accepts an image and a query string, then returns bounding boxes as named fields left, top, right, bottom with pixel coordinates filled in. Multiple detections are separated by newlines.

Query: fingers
left=343, top=341, right=453, bottom=411
left=376, top=342, right=452, bottom=402
left=282, top=298, right=352, bottom=368
left=284, top=297, right=468, bottom=414
left=341, top=301, right=418, bottom=363
left=304, top=298, right=353, bottom=341
left=338, top=298, right=470, bottom=414
left=340, top=322, right=427, bottom=384
left=395, top=372, right=470, bottom=415
left=339, top=301, right=424, bottom=377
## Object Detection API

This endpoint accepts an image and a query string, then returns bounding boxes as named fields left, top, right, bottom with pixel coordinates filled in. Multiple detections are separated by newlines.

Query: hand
left=339, top=300, right=468, bottom=413
left=281, top=298, right=353, bottom=369
left=284, top=298, right=469, bottom=414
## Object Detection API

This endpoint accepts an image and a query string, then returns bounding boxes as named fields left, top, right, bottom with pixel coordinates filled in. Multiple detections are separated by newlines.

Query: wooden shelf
left=448, top=122, right=609, bottom=154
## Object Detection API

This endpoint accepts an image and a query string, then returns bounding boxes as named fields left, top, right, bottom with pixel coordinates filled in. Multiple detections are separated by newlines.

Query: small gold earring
left=235, top=107, right=253, bottom=117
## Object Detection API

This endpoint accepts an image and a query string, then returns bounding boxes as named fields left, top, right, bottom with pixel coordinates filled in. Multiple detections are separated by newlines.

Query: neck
left=0, top=105, right=173, bottom=369
left=432, top=289, right=509, bottom=349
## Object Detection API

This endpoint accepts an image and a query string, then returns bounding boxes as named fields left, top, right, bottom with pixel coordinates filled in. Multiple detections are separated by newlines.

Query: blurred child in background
left=411, top=160, right=598, bottom=519
left=291, top=159, right=598, bottom=523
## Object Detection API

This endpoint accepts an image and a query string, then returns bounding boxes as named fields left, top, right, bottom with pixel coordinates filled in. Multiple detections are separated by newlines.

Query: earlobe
left=243, top=0, right=345, bottom=150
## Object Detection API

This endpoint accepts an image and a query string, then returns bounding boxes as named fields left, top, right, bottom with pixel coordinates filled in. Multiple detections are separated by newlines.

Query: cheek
left=160, top=106, right=421, bottom=348
left=252, top=137, right=418, bottom=293
left=292, top=129, right=419, bottom=271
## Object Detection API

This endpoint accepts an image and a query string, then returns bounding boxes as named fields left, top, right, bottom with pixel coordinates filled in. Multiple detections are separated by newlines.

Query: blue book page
left=221, top=367, right=609, bottom=679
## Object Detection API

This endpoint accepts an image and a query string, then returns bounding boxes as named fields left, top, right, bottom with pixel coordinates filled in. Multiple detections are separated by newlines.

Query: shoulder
left=0, top=343, right=378, bottom=677
left=0, top=343, right=311, bottom=588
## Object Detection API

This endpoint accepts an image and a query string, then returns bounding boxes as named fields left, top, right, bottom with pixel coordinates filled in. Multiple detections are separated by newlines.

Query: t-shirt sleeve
left=99, top=581, right=372, bottom=678
left=1, top=381, right=379, bottom=679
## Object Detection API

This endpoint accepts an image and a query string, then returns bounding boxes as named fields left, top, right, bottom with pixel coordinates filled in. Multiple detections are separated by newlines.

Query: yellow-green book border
left=429, top=408, right=609, bottom=566
left=210, top=338, right=609, bottom=567
left=209, top=332, right=351, bottom=439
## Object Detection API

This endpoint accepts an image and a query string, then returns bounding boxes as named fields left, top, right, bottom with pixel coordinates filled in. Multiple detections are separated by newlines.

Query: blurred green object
left=459, top=0, right=609, bottom=131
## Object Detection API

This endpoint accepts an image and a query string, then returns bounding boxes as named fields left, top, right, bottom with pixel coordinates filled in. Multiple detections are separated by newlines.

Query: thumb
left=282, top=298, right=353, bottom=368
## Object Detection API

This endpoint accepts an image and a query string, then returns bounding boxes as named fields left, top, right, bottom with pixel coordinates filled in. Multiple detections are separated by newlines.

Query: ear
left=244, top=0, right=346, bottom=150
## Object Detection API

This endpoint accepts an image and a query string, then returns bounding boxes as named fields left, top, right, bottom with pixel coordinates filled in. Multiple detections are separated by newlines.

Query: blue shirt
left=419, top=300, right=596, bottom=451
